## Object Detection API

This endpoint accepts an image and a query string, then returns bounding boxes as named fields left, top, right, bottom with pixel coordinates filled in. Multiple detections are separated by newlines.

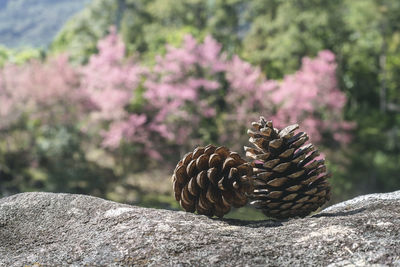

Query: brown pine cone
left=172, top=144, right=253, bottom=218
left=246, top=117, right=331, bottom=219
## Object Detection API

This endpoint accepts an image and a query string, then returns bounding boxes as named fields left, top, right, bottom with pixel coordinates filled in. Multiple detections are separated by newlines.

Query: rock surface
left=0, top=191, right=399, bottom=266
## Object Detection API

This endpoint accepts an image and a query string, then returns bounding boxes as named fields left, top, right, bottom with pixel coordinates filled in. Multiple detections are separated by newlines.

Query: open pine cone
left=172, top=144, right=253, bottom=218
left=245, top=117, right=331, bottom=219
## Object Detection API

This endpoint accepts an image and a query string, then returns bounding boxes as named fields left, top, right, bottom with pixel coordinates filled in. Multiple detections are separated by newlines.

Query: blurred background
left=1, top=0, right=399, bottom=220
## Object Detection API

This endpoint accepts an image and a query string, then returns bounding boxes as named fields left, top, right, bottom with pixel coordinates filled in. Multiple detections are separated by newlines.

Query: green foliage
left=243, top=0, right=347, bottom=79
left=0, top=122, right=117, bottom=197
left=0, top=45, right=44, bottom=66
left=340, top=0, right=400, bottom=196
left=51, top=0, right=115, bottom=63
left=51, top=0, right=243, bottom=63
left=52, top=0, right=208, bottom=63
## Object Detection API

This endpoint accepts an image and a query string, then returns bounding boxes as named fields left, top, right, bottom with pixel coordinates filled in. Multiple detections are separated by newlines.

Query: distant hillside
left=0, top=0, right=91, bottom=48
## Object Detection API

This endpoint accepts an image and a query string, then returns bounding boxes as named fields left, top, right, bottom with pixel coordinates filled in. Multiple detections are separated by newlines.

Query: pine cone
left=245, top=117, right=331, bottom=219
left=172, top=144, right=253, bottom=218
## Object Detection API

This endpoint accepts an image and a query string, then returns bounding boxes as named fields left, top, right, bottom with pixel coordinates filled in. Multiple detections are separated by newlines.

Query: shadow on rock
left=218, top=218, right=284, bottom=228
left=312, top=207, right=366, bottom=218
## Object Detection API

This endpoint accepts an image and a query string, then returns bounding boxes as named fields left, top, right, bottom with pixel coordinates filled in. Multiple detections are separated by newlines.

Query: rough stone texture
left=0, top=191, right=399, bottom=266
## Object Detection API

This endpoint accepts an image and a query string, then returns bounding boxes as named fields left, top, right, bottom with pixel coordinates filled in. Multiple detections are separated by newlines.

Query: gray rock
left=0, top=191, right=399, bottom=266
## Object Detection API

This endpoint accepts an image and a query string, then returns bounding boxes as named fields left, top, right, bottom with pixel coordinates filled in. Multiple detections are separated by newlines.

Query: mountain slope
left=0, top=0, right=91, bottom=48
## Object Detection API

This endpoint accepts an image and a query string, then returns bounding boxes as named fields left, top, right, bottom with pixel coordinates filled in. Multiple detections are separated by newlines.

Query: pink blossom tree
left=0, top=31, right=353, bottom=175
left=0, top=54, right=83, bottom=130
left=140, top=34, right=353, bottom=155
left=223, top=55, right=278, bottom=149
left=80, top=27, right=164, bottom=163
left=0, top=53, right=97, bottom=195
left=143, top=35, right=224, bottom=152
left=270, top=50, right=354, bottom=145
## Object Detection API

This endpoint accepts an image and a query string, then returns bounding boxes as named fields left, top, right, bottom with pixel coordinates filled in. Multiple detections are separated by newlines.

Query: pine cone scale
left=188, top=177, right=200, bottom=196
